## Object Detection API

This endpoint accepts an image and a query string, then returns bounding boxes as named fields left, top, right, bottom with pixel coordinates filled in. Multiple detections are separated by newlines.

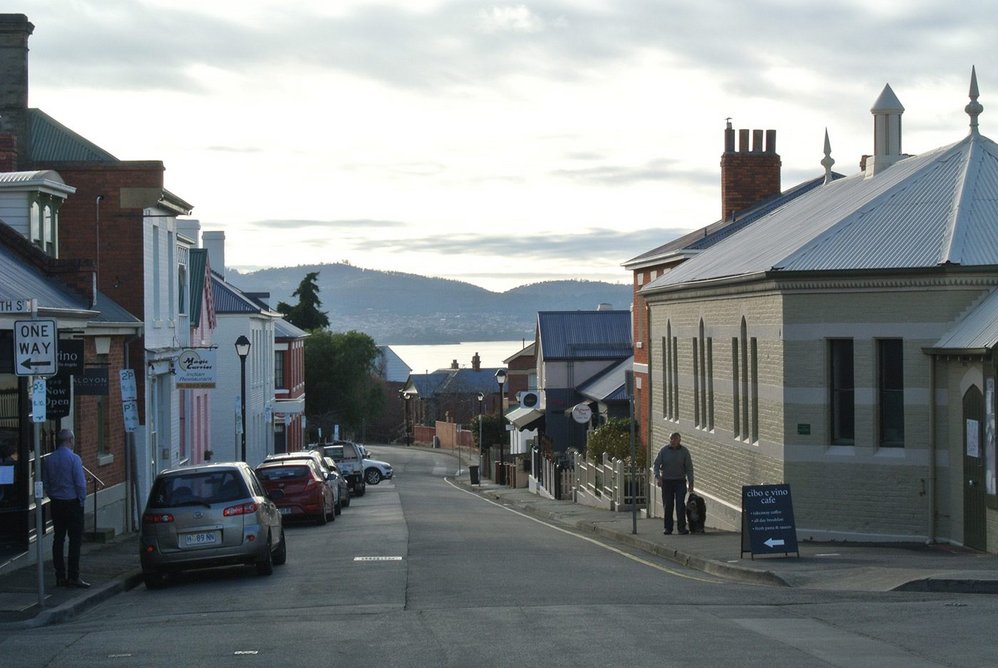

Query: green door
left=963, top=386, right=986, bottom=551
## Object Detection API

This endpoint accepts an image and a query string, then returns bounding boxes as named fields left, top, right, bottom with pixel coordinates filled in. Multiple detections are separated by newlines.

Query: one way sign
left=14, top=319, right=58, bottom=377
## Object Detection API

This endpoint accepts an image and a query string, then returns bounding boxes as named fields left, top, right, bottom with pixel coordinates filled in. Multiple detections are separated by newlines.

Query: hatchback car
left=265, top=451, right=343, bottom=514
left=140, top=462, right=286, bottom=588
left=255, top=459, right=334, bottom=525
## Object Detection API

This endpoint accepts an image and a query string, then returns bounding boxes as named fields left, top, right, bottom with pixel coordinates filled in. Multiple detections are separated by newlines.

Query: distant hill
left=227, top=263, right=632, bottom=344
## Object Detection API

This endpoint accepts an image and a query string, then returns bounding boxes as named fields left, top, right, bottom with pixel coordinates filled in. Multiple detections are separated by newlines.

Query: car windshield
left=149, top=470, right=248, bottom=508
left=324, top=445, right=345, bottom=460
left=256, top=465, right=310, bottom=481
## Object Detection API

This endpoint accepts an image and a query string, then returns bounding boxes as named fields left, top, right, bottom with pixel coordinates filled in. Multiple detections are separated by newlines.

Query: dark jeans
left=661, top=479, right=688, bottom=532
left=51, top=498, right=84, bottom=580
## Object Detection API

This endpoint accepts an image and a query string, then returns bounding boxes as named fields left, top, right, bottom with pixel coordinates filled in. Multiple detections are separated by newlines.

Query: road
left=2, top=446, right=997, bottom=667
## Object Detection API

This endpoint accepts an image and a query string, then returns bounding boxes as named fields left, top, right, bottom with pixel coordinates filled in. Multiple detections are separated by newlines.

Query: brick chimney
left=471, top=352, right=481, bottom=371
left=450, top=359, right=459, bottom=369
left=0, top=14, right=33, bottom=167
left=0, top=133, right=16, bottom=171
left=720, top=120, right=781, bottom=221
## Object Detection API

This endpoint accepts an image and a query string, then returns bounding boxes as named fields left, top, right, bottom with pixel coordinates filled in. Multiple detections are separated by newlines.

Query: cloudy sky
left=20, top=0, right=998, bottom=291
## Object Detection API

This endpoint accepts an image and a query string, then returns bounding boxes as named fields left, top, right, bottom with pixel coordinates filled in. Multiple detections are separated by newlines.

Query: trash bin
left=469, top=465, right=480, bottom=485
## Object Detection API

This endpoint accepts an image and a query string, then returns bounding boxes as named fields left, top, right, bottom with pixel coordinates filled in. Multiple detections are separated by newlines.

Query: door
left=963, top=386, right=986, bottom=551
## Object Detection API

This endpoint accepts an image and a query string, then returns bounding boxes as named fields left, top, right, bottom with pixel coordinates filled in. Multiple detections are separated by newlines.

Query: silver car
left=140, top=462, right=286, bottom=588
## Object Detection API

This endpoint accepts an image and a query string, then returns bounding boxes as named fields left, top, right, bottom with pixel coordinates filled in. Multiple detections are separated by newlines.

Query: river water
left=390, top=340, right=531, bottom=375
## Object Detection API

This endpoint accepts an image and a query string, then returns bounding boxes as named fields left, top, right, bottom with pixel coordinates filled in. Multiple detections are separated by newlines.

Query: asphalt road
left=2, top=446, right=997, bottom=667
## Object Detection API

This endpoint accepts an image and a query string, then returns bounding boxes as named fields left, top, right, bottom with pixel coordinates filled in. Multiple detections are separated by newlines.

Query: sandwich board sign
left=740, top=483, right=800, bottom=559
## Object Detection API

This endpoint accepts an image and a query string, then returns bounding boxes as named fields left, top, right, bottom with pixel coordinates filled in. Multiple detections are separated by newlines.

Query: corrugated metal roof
left=0, top=243, right=89, bottom=313
left=211, top=273, right=264, bottom=314
left=577, top=357, right=632, bottom=402
left=0, top=170, right=75, bottom=196
left=29, top=109, right=118, bottom=162
left=274, top=318, right=308, bottom=340
left=930, top=288, right=998, bottom=353
left=407, top=371, right=451, bottom=397
left=437, top=368, right=505, bottom=394
left=91, top=291, right=140, bottom=325
left=537, top=310, right=632, bottom=360
left=644, top=132, right=998, bottom=292
left=623, top=175, right=840, bottom=268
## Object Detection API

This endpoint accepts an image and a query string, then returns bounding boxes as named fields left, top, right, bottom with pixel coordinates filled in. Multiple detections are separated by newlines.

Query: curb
left=4, top=570, right=144, bottom=630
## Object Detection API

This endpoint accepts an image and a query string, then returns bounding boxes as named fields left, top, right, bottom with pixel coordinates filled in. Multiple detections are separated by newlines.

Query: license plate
left=182, top=531, right=220, bottom=547
left=279, top=507, right=292, bottom=515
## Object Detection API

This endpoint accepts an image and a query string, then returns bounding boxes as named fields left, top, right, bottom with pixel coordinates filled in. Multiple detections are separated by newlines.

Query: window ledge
left=98, top=454, right=114, bottom=466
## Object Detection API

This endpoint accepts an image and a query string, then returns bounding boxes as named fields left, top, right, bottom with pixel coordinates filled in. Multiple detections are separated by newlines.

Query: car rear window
left=256, top=465, right=311, bottom=481
left=149, top=470, right=249, bottom=507
left=323, top=445, right=345, bottom=460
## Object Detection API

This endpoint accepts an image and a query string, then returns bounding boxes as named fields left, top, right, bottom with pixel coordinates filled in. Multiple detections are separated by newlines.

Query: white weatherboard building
left=642, top=70, right=998, bottom=552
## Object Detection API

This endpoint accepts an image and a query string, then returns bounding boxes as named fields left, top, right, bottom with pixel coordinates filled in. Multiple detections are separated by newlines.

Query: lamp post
left=495, top=369, right=507, bottom=482
left=235, top=335, right=251, bottom=462
left=402, top=391, right=413, bottom=446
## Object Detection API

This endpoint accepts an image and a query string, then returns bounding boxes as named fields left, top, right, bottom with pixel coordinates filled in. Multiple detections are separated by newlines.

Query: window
left=750, top=337, right=759, bottom=443
left=732, top=337, right=740, bottom=438
left=830, top=339, right=855, bottom=444
left=692, top=337, right=700, bottom=427
left=29, top=201, right=41, bottom=248
left=177, top=265, right=188, bottom=316
left=275, top=351, right=285, bottom=390
left=43, top=206, right=55, bottom=255
left=878, top=339, right=904, bottom=447
left=695, top=320, right=713, bottom=431
left=740, top=319, right=749, bottom=440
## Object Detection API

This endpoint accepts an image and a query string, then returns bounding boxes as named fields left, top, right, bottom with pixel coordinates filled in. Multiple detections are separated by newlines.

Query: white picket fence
left=570, top=449, right=649, bottom=512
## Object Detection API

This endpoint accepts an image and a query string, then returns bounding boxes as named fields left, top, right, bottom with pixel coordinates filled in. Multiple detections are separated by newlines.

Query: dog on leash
left=685, top=492, right=706, bottom=533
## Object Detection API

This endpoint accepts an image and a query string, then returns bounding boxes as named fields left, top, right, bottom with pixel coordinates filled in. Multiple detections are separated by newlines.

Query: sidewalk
left=452, top=467, right=998, bottom=595
left=2, top=456, right=998, bottom=630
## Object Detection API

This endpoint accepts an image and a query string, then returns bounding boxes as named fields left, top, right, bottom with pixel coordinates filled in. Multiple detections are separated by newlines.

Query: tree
left=304, top=330, right=384, bottom=439
left=277, top=271, right=330, bottom=331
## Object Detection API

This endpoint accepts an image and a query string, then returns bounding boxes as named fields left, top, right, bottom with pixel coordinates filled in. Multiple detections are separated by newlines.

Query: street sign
left=31, top=379, right=46, bottom=423
left=0, top=298, right=34, bottom=313
left=13, top=319, right=57, bottom=377
left=740, top=484, right=800, bottom=559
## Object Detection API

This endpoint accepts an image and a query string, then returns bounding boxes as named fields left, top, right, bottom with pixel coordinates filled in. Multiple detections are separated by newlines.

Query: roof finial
left=966, top=66, right=983, bottom=135
left=821, top=128, right=835, bottom=185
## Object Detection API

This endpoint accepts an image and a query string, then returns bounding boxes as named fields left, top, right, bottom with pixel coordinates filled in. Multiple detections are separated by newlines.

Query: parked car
left=140, top=462, right=286, bottom=588
left=255, top=459, right=334, bottom=525
left=363, top=457, right=394, bottom=485
left=265, top=451, right=342, bottom=514
left=323, top=457, right=350, bottom=510
left=309, top=441, right=366, bottom=497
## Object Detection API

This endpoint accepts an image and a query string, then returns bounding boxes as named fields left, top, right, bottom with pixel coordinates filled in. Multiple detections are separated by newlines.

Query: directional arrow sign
left=14, top=319, right=58, bottom=377
left=764, top=538, right=785, bottom=548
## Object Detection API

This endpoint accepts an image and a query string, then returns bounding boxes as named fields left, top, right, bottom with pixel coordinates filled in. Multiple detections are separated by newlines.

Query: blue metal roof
left=211, top=272, right=265, bottom=314
left=537, top=310, right=632, bottom=360
left=377, top=346, right=412, bottom=383
left=275, top=318, right=308, bottom=340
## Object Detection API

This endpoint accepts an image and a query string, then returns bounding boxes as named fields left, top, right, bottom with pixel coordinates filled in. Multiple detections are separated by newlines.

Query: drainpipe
left=927, top=354, right=937, bottom=544
left=123, top=333, right=141, bottom=532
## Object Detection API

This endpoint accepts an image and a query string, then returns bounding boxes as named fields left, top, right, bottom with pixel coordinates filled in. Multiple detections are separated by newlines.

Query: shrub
left=586, top=418, right=645, bottom=467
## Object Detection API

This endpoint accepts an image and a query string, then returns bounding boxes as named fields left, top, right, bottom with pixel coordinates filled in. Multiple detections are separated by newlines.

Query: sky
left=19, top=0, right=998, bottom=291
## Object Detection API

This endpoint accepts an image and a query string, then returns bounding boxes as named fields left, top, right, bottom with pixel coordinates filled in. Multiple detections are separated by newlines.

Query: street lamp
left=235, top=335, right=251, bottom=461
left=402, top=390, right=413, bottom=447
left=495, top=369, right=507, bottom=481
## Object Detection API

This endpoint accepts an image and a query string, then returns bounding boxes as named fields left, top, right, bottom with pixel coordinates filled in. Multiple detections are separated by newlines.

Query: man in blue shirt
left=42, top=429, right=90, bottom=588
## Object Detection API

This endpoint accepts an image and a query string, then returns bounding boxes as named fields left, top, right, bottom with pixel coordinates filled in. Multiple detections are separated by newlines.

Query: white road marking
left=444, top=477, right=721, bottom=583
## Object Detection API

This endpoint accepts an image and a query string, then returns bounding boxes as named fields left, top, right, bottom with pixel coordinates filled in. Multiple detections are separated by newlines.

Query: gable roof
left=537, top=310, right=632, bottom=360
left=274, top=318, right=308, bottom=340
left=577, top=356, right=632, bottom=403
left=376, top=346, right=412, bottom=383
left=645, top=131, right=998, bottom=292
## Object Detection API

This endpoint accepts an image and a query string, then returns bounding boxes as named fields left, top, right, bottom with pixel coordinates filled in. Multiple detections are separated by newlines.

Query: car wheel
left=342, top=494, right=351, bottom=508
left=335, top=499, right=342, bottom=515
left=257, top=536, right=275, bottom=576
left=327, top=497, right=336, bottom=522
left=273, top=528, right=287, bottom=566
left=365, top=468, right=382, bottom=485
left=354, top=482, right=366, bottom=497
left=143, top=570, right=167, bottom=589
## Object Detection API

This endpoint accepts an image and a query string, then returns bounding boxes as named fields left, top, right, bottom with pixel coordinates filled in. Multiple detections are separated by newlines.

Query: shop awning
left=506, top=406, right=544, bottom=430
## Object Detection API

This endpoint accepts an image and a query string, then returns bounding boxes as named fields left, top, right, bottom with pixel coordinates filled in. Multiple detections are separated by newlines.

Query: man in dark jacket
left=653, top=432, right=694, bottom=535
